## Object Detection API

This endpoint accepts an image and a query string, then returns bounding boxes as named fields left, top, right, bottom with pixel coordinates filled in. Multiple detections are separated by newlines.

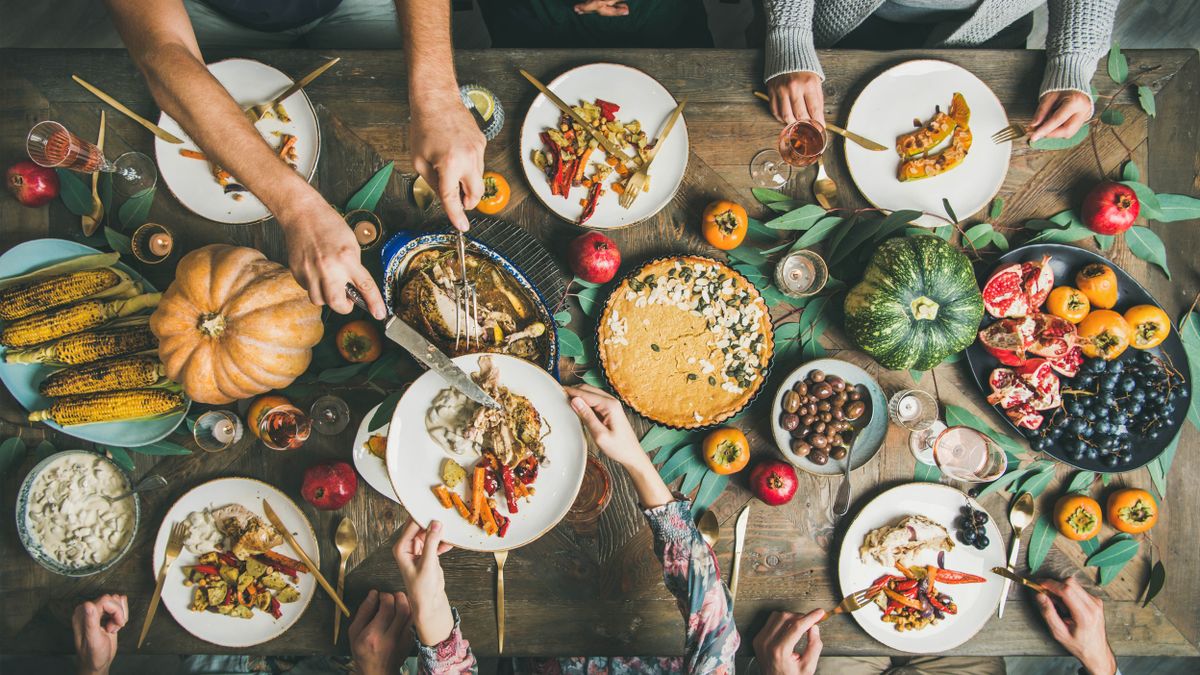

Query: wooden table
left=1, top=48, right=1197, bottom=659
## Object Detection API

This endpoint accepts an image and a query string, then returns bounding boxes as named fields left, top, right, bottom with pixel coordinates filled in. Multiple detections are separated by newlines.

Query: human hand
left=410, top=93, right=486, bottom=233
left=1034, top=577, right=1116, bottom=675
left=1029, top=90, right=1092, bottom=142
left=575, top=0, right=630, bottom=16
left=72, top=594, right=128, bottom=675
left=752, top=609, right=824, bottom=675
left=276, top=193, right=386, bottom=319
left=767, top=72, right=825, bottom=126
left=348, top=590, right=413, bottom=675
left=564, top=384, right=645, bottom=469
left=393, top=519, right=455, bottom=646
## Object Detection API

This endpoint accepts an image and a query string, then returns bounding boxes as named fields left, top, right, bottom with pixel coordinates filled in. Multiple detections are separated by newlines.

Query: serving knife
left=245, top=57, right=341, bottom=123
left=519, top=69, right=641, bottom=172
left=345, top=284, right=502, bottom=410
left=729, top=504, right=751, bottom=604
left=262, top=499, right=350, bottom=617
left=72, top=75, right=184, bottom=144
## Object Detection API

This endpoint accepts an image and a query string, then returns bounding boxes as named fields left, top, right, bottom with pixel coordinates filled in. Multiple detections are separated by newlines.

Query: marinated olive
left=830, top=434, right=844, bottom=447
left=790, top=426, right=807, bottom=439
left=834, top=391, right=848, bottom=406
left=813, top=382, right=833, bottom=399
left=782, top=391, right=801, bottom=413
left=808, top=433, right=829, bottom=449
left=848, top=389, right=863, bottom=401
left=793, top=381, right=808, bottom=396
left=817, top=401, right=832, bottom=412
left=845, top=401, right=866, bottom=420
left=780, top=412, right=799, bottom=431
left=829, top=376, right=846, bottom=392
left=809, top=450, right=829, bottom=465
left=791, top=439, right=811, bottom=456
left=814, top=422, right=827, bottom=434
left=830, top=446, right=848, bottom=460
left=819, top=413, right=833, bottom=423
left=832, top=408, right=845, bottom=421
left=806, top=403, right=818, bottom=416
left=810, top=370, right=826, bottom=382
left=800, top=414, right=816, bottom=426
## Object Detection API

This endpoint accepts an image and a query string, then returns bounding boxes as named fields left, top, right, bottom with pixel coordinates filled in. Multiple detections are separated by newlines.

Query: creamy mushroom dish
left=26, top=453, right=134, bottom=569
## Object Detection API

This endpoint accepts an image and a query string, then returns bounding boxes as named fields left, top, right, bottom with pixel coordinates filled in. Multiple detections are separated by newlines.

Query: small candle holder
left=773, top=249, right=828, bottom=298
left=344, top=210, right=383, bottom=250
left=193, top=410, right=244, bottom=453
left=131, top=222, right=174, bottom=264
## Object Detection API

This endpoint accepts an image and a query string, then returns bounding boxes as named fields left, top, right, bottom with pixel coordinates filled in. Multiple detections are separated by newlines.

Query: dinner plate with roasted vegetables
left=0, top=239, right=188, bottom=446
left=519, top=62, right=688, bottom=229
left=152, top=477, right=317, bottom=647
left=838, top=483, right=1004, bottom=653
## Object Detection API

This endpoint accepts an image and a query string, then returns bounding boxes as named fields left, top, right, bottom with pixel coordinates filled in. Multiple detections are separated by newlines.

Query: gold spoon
left=82, top=111, right=105, bottom=235
left=332, top=517, right=359, bottom=645
left=494, top=550, right=508, bottom=653
left=813, top=157, right=838, bottom=210
left=697, top=510, right=720, bottom=548
left=997, top=492, right=1034, bottom=618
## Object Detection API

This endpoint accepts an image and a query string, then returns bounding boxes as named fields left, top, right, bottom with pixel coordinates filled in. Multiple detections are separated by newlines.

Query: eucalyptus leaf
left=370, top=391, right=402, bottom=431
left=580, top=368, right=607, bottom=389
left=793, top=216, right=844, bottom=249
left=989, top=198, right=1004, bottom=220
left=554, top=309, right=572, bottom=327
left=1094, top=234, right=1115, bottom=251
left=654, top=441, right=688, bottom=465
left=1099, top=109, right=1125, bottom=126
left=829, top=215, right=887, bottom=266
left=964, top=223, right=995, bottom=248
left=1122, top=161, right=1140, bottom=182
left=56, top=169, right=94, bottom=216
left=1028, top=222, right=1092, bottom=244
left=801, top=334, right=827, bottom=360
left=974, top=466, right=1032, bottom=498
left=733, top=263, right=770, bottom=288
left=1180, top=312, right=1200, bottom=431
left=766, top=199, right=810, bottom=213
left=773, top=321, right=802, bottom=342
left=942, top=198, right=959, bottom=224
left=991, top=231, right=1010, bottom=251
left=103, top=227, right=132, bottom=255
left=1086, top=535, right=1139, bottom=569
left=1154, top=193, right=1200, bottom=222
left=1065, top=471, right=1096, bottom=495
left=118, top=188, right=155, bottom=230
left=765, top=204, right=827, bottom=231
left=1025, top=219, right=1068, bottom=231
left=1030, top=124, right=1090, bottom=150
left=0, top=437, right=25, bottom=475
left=317, top=361, right=370, bottom=383
left=98, top=173, right=113, bottom=224
left=727, top=246, right=768, bottom=267
left=576, top=285, right=601, bottom=317
left=1078, top=537, right=1099, bottom=557
left=752, top=187, right=791, bottom=205
left=1125, top=226, right=1170, bottom=279
left=1026, top=514, right=1057, bottom=573
left=874, top=210, right=923, bottom=242
left=944, top=404, right=1023, bottom=456
left=913, top=461, right=941, bottom=483
left=760, top=286, right=796, bottom=307
left=1017, top=463, right=1057, bottom=498
left=680, top=464, right=706, bottom=495
left=1141, top=560, right=1166, bottom=607
left=910, top=369, right=923, bottom=383
left=641, top=425, right=693, bottom=455
left=1119, top=181, right=1163, bottom=219
left=1148, top=434, right=1180, bottom=500
left=573, top=277, right=601, bottom=289
left=660, top=444, right=701, bottom=483
left=131, top=439, right=191, bottom=456
left=365, top=350, right=404, bottom=382
left=747, top=217, right=778, bottom=244
left=1107, top=43, right=1128, bottom=84
left=690, top=470, right=729, bottom=515
left=931, top=224, right=953, bottom=240
left=346, top=161, right=394, bottom=212
left=1102, top=472, right=1113, bottom=487
left=105, top=446, right=135, bottom=472
left=558, top=327, right=586, bottom=359
left=1137, top=85, right=1156, bottom=117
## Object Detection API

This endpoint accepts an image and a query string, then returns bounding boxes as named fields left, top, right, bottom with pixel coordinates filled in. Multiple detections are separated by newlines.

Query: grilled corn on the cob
left=0, top=292, right=161, bottom=348
left=38, top=354, right=165, bottom=397
left=3, top=323, right=157, bottom=365
left=0, top=268, right=132, bottom=321
left=28, top=389, right=184, bottom=426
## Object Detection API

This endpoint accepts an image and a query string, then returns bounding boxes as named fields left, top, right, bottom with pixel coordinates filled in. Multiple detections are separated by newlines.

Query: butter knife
left=990, top=566, right=1049, bottom=595
left=345, top=284, right=502, bottom=410
left=730, top=504, right=751, bottom=604
left=262, top=499, right=350, bottom=616
left=245, top=57, right=340, bottom=123
left=519, top=69, right=640, bottom=171
left=72, top=74, right=184, bottom=144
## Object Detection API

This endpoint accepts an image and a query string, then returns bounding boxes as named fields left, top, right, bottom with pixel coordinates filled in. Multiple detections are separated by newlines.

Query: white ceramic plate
left=519, top=63, right=688, bottom=229
left=844, top=60, right=1010, bottom=227
left=770, top=359, right=887, bottom=476
left=838, top=483, right=1005, bottom=653
left=154, top=58, right=321, bottom=224
left=352, top=402, right=400, bottom=504
left=151, top=477, right=318, bottom=648
left=386, top=353, right=586, bottom=551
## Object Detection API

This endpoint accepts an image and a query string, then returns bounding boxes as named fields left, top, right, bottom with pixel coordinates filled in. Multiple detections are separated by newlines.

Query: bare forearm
left=395, top=0, right=461, bottom=103
left=622, top=455, right=674, bottom=509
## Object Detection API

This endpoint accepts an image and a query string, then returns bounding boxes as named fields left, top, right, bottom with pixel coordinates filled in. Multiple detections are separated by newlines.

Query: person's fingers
left=754, top=610, right=791, bottom=650
left=596, top=2, right=629, bottom=16
left=1044, top=112, right=1088, bottom=139
left=1031, top=97, right=1073, bottom=141
left=393, top=520, right=422, bottom=572
left=389, top=591, right=411, bottom=636
left=461, top=165, right=485, bottom=212
left=306, top=280, right=325, bottom=307
left=1030, top=93, right=1058, bottom=128
left=779, top=88, right=798, bottom=124
left=570, top=395, right=609, bottom=437
left=72, top=602, right=92, bottom=637
left=800, top=622, right=823, bottom=663
left=1035, top=592, right=1072, bottom=641
left=352, top=272, right=387, bottom=321
left=349, top=589, right=380, bottom=637
left=805, top=86, right=825, bottom=126
left=437, top=172, right=471, bottom=233
left=421, top=520, right=445, bottom=568
left=1058, top=576, right=1099, bottom=613
left=564, top=385, right=620, bottom=412
left=367, top=590, right=396, bottom=635
left=96, top=594, right=128, bottom=630
left=776, top=609, right=824, bottom=654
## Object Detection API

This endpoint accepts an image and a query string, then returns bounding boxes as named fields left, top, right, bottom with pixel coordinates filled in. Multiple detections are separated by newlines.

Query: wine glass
left=778, top=119, right=828, bottom=168
left=749, top=148, right=793, bottom=188
left=257, top=404, right=312, bottom=451
left=564, top=455, right=613, bottom=533
left=27, top=121, right=156, bottom=196
left=889, top=389, right=943, bottom=465
left=932, top=426, right=1008, bottom=483
left=310, top=395, right=351, bottom=435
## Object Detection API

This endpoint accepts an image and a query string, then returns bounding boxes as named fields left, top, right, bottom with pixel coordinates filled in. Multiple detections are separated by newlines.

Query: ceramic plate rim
left=352, top=402, right=401, bottom=503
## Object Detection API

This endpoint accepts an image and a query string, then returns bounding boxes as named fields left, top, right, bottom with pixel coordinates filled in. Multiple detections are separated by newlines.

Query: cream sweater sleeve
left=763, top=0, right=824, bottom=83
left=1041, top=0, right=1121, bottom=99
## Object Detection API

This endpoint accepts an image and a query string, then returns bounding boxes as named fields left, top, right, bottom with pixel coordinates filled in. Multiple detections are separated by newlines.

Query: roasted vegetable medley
left=184, top=549, right=307, bottom=620
left=870, top=563, right=985, bottom=632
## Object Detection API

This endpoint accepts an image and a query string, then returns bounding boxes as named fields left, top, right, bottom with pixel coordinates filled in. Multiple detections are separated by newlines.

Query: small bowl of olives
left=770, top=358, right=888, bottom=476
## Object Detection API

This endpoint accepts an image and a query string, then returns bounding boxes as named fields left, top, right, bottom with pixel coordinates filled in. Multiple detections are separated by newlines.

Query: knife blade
left=246, top=57, right=341, bottom=123
left=72, top=74, right=184, bottom=144
left=730, top=504, right=751, bottom=604
left=998, top=531, right=1022, bottom=618
left=990, top=566, right=1048, bottom=595
left=262, top=499, right=350, bottom=616
left=519, top=69, right=640, bottom=171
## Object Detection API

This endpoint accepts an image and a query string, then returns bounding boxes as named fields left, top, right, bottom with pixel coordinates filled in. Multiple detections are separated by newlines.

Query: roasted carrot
left=573, top=147, right=593, bottom=183
left=278, top=134, right=297, bottom=159
left=613, top=161, right=630, bottom=177
left=432, top=485, right=453, bottom=509
left=179, top=148, right=208, bottom=160
left=260, top=550, right=308, bottom=574
left=448, top=491, right=471, bottom=520
left=611, top=182, right=625, bottom=194
left=469, top=466, right=487, bottom=523
left=480, top=500, right=499, bottom=535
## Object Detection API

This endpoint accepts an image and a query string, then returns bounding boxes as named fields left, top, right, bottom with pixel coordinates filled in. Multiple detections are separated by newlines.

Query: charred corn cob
left=0, top=268, right=124, bottom=321
left=39, top=354, right=165, bottom=397
left=28, top=389, right=184, bottom=426
left=0, top=292, right=160, bottom=348
left=3, top=323, right=157, bottom=365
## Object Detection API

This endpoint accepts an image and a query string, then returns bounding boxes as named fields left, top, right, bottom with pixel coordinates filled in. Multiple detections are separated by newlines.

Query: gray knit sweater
left=765, top=0, right=1120, bottom=97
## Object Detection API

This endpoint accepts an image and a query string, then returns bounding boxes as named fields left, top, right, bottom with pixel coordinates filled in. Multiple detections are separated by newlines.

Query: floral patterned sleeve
left=415, top=608, right=478, bottom=675
left=643, top=499, right=740, bottom=674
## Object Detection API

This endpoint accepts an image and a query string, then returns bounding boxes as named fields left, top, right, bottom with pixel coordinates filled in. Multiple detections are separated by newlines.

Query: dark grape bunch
left=1031, top=351, right=1186, bottom=468
left=956, top=505, right=990, bottom=550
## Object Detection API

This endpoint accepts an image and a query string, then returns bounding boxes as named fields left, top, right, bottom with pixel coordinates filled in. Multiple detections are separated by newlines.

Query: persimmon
left=1046, top=286, right=1090, bottom=324
left=1123, top=305, right=1171, bottom=350
left=702, top=427, right=750, bottom=475
left=701, top=200, right=748, bottom=250
left=1075, top=263, right=1118, bottom=309
left=247, top=394, right=291, bottom=440
left=1078, top=310, right=1131, bottom=361
left=336, top=320, right=383, bottom=363
left=476, top=171, right=510, bottom=215
left=1054, top=494, right=1102, bottom=541
left=1107, top=488, right=1158, bottom=534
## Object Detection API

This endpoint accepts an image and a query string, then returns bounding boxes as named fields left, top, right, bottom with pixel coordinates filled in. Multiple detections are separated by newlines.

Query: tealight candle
left=148, top=232, right=173, bottom=257
left=343, top=209, right=383, bottom=250
left=354, top=220, right=378, bottom=247
left=774, top=249, right=828, bottom=298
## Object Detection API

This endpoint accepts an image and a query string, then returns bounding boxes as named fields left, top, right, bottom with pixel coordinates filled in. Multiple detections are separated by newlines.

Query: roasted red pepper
left=934, top=568, right=986, bottom=584
left=191, top=564, right=220, bottom=577
left=869, top=574, right=899, bottom=592
left=894, top=579, right=918, bottom=592
left=882, top=599, right=901, bottom=617
left=882, top=586, right=923, bottom=610
left=578, top=182, right=603, bottom=224
left=596, top=99, right=620, bottom=122
left=217, top=552, right=240, bottom=567
left=927, top=593, right=956, bottom=615
left=501, top=465, right=520, bottom=513
left=254, top=554, right=299, bottom=579
left=514, top=455, right=539, bottom=485
left=268, top=597, right=282, bottom=619
left=223, top=587, right=235, bottom=606
left=493, top=508, right=510, bottom=537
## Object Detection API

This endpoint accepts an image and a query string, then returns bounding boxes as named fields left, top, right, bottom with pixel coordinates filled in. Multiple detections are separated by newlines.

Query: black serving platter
left=963, top=243, right=1191, bottom=473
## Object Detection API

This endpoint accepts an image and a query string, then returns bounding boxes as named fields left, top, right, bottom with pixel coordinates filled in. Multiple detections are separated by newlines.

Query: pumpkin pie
left=598, top=256, right=774, bottom=428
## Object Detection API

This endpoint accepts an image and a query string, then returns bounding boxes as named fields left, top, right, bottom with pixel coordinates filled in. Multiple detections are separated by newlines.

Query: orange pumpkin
left=151, top=245, right=324, bottom=404
left=1106, top=488, right=1158, bottom=534
left=1078, top=310, right=1131, bottom=361
left=1046, top=287, right=1090, bottom=324
left=1124, top=305, right=1171, bottom=350
left=701, top=200, right=748, bottom=250
left=702, top=427, right=750, bottom=475
left=1075, top=264, right=1118, bottom=309
left=1054, top=494, right=1102, bottom=541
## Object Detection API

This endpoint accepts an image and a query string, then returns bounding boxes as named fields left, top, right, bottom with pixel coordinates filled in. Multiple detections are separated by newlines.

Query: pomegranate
left=978, top=318, right=1032, bottom=366
left=1082, top=182, right=1139, bottom=235
left=1022, top=256, right=1056, bottom=310
left=981, top=257, right=1054, bottom=318
left=1005, top=403, right=1044, bottom=430
left=987, top=367, right=1034, bottom=409
left=301, top=460, right=358, bottom=510
left=749, top=459, right=798, bottom=506
left=1027, top=313, right=1078, bottom=359
left=1047, top=345, right=1083, bottom=378
left=1017, top=359, right=1062, bottom=411
left=6, top=161, right=59, bottom=207
left=567, top=231, right=621, bottom=284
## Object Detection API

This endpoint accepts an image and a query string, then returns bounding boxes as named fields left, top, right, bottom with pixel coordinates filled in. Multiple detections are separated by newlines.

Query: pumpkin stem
left=198, top=312, right=227, bottom=337
left=911, top=296, right=940, bottom=321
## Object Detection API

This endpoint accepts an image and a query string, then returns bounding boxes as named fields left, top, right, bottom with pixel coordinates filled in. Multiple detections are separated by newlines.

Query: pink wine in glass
left=27, top=121, right=105, bottom=172
left=778, top=120, right=828, bottom=167
left=933, top=426, right=1007, bottom=483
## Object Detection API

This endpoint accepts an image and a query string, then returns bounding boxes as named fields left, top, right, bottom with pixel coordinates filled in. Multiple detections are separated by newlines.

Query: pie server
left=346, top=284, right=502, bottom=410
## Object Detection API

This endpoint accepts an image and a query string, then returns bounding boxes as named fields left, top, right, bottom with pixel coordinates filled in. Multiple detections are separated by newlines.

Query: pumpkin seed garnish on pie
left=598, top=257, right=773, bottom=428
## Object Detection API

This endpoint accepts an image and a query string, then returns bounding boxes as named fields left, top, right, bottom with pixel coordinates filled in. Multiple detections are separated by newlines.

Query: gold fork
left=813, top=157, right=838, bottom=209
left=992, top=123, right=1026, bottom=145
left=817, top=586, right=880, bottom=624
left=494, top=550, right=509, bottom=653
left=618, top=99, right=687, bottom=209
left=138, top=520, right=187, bottom=648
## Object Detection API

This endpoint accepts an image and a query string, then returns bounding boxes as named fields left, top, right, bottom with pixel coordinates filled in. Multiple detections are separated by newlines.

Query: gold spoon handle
left=494, top=551, right=508, bottom=653
left=333, top=557, right=348, bottom=644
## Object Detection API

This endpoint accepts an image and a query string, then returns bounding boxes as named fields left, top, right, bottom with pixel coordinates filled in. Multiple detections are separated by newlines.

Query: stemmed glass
left=888, top=389, right=943, bottom=465
left=932, top=426, right=1008, bottom=483
left=310, top=395, right=351, bottom=435
left=27, top=121, right=156, bottom=196
left=748, top=119, right=829, bottom=188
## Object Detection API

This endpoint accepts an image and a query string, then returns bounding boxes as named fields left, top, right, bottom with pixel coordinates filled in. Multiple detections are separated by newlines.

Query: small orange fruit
left=1046, top=286, right=1090, bottom=324
left=1078, top=310, right=1131, bottom=361
left=336, top=320, right=384, bottom=363
left=1055, top=494, right=1102, bottom=541
left=247, top=394, right=291, bottom=440
left=1107, top=488, right=1158, bottom=534
left=1123, top=305, right=1171, bottom=350
left=702, top=427, right=750, bottom=475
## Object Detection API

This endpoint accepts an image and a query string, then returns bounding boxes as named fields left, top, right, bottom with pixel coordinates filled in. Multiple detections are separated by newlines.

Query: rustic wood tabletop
left=0, top=47, right=1197, bottom=659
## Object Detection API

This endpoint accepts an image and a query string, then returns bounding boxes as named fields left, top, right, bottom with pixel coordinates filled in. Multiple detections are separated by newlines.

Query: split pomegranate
left=1046, top=345, right=1083, bottom=378
left=1082, top=181, right=1139, bottom=235
left=1004, top=403, right=1044, bottom=430
left=978, top=318, right=1033, bottom=366
left=1026, top=313, right=1078, bottom=359
left=986, top=367, right=1034, bottom=409
left=1017, top=359, right=1061, bottom=411
left=981, top=256, right=1053, bottom=318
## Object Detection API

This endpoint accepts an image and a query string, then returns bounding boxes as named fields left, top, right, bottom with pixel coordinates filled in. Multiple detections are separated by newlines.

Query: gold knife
left=72, top=74, right=184, bottom=144
left=752, top=91, right=888, bottom=152
left=729, top=504, right=750, bottom=604
left=245, top=57, right=340, bottom=123
left=991, top=566, right=1049, bottom=595
left=519, top=69, right=641, bottom=171
left=262, top=499, right=351, bottom=616
left=634, top=99, right=685, bottom=184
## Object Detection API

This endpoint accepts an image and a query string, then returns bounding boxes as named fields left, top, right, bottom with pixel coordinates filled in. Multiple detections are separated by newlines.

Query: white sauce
left=26, top=453, right=133, bottom=569
left=182, top=509, right=224, bottom=555
left=425, top=387, right=481, bottom=457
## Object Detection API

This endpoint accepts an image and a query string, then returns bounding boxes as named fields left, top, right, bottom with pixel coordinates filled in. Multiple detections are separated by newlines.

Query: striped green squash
left=844, top=235, right=983, bottom=370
